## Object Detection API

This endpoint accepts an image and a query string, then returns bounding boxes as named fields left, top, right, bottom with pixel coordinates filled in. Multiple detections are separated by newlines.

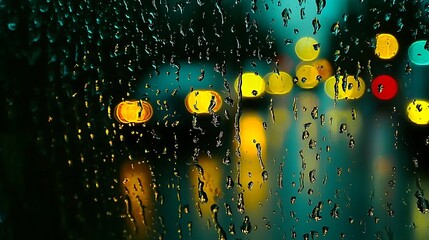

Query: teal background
left=1, top=0, right=429, bottom=239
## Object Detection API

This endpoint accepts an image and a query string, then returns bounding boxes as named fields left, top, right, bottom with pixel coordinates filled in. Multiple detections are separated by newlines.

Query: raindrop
left=340, top=123, right=347, bottom=133
left=311, top=107, right=318, bottom=119
left=311, top=201, right=323, bottom=221
left=326, top=145, right=331, bottom=152
left=262, top=121, right=268, bottom=130
left=309, top=139, right=317, bottom=149
left=224, top=203, right=233, bottom=216
left=281, top=8, right=291, bottom=27
left=247, top=181, right=254, bottom=191
left=7, top=22, right=17, bottom=31
left=351, top=108, right=357, bottom=120
left=198, top=178, right=208, bottom=203
left=309, top=169, right=316, bottom=183
left=349, top=138, right=355, bottom=149
left=302, top=130, right=310, bottom=140
left=198, top=69, right=205, bottom=81
left=368, top=206, right=374, bottom=217
left=322, top=226, right=329, bottom=236
left=226, top=176, right=234, bottom=189
left=241, top=216, right=251, bottom=234
left=223, top=150, right=231, bottom=165
left=228, top=223, right=235, bottom=235
left=315, top=0, right=326, bottom=14
left=331, top=22, right=340, bottom=36
left=312, top=18, right=321, bottom=34
left=330, top=203, right=340, bottom=218
left=237, top=193, right=245, bottom=213
left=415, top=190, right=429, bottom=213
left=303, top=233, right=309, bottom=240
left=262, top=170, right=269, bottom=182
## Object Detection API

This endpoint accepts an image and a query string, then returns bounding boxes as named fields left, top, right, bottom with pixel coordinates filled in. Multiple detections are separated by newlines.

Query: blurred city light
left=114, top=100, right=153, bottom=124
left=375, top=33, right=399, bottom=59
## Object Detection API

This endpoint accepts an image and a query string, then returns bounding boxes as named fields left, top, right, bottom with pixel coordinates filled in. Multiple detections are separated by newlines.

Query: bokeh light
left=408, top=40, right=429, bottom=65
left=371, top=75, right=398, bottom=100
left=295, top=63, right=320, bottom=89
left=114, top=100, right=153, bottom=124
left=295, top=37, right=320, bottom=61
left=325, top=76, right=346, bottom=99
left=185, top=90, right=222, bottom=114
left=234, top=72, right=266, bottom=97
left=345, top=76, right=366, bottom=99
left=407, top=100, right=429, bottom=125
left=312, top=59, right=333, bottom=81
left=324, top=75, right=365, bottom=100
left=375, top=33, right=399, bottom=59
left=264, top=71, right=294, bottom=94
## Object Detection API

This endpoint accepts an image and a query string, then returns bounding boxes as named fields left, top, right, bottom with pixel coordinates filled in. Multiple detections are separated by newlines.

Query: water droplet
left=311, top=107, right=318, bottom=119
left=226, top=176, right=234, bottom=189
left=237, top=193, right=245, bottom=213
left=198, top=178, right=208, bottom=203
left=309, top=169, right=316, bottom=183
left=339, top=123, right=347, bottom=133
left=7, top=22, right=17, bottom=31
left=309, top=139, right=317, bottom=149
left=330, top=204, right=340, bottom=218
left=224, top=203, right=233, bottom=216
left=247, top=181, right=254, bottom=191
left=262, top=170, right=269, bottom=183
left=368, top=206, right=375, bottom=217
left=322, top=226, right=329, bottom=236
left=228, top=223, right=236, bottom=235
left=241, top=216, right=251, bottom=234
left=349, top=138, right=355, bottom=149
left=351, top=109, right=357, bottom=120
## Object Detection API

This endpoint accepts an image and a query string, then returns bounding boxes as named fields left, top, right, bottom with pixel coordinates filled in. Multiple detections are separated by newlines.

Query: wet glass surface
left=1, top=0, right=429, bottom=239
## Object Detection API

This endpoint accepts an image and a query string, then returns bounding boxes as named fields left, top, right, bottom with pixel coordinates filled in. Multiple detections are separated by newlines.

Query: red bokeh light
left=371, top=75, right=398, bottom=100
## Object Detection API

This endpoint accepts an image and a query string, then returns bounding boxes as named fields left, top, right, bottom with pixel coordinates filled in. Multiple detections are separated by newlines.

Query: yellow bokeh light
left=185, top=90, right=222, bottom=114
left=344, top=76, right=366, bottom=99
left=234, top=72, right=266, bottom=97
left=375, top=33, right=399, bottom=59
left=264, top=71, right=294, bottom=94
left=296, top=64, right=320, bottom=89
left=114, top=100, right=153, bottom=124
left=295, top=37, right=320, bottom=61
left=324, top=75, right=365, bottom=100
left=407, top=100, right=429, bottom=125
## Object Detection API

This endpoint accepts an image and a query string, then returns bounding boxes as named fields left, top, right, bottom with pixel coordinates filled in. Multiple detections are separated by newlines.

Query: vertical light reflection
left=411, top=177, right=429, bottom=239
left=369, top=114, right=406, bottom=238
left=120, top=161, right=155, bottom=239
left=289, top=92, right=322, bottom=234
left=236, top=112, right=267, bottom=207
left=188, top=157, right=226, bottom=239
left=189, top=157, right=223, bottom=217
left=233, top=111, right=274, bottom=238
left=266, top=104, right=292, bottom=151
